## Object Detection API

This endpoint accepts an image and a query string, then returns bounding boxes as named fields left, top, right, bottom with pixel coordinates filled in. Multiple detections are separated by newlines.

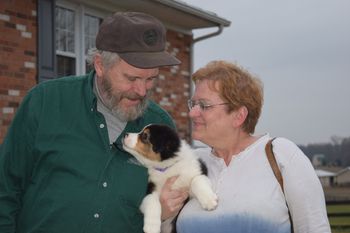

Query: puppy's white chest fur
left=122, top=124, right=218, bottom=233
left=149, top=142, right=202, bottom=191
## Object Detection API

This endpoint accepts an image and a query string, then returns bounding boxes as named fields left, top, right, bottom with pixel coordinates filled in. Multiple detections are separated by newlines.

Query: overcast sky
left=183, top=0, right=350, bottom=145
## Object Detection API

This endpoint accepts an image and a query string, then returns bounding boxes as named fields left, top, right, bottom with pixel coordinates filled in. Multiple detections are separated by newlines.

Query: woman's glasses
left=187, top=100, right=229, bottom=112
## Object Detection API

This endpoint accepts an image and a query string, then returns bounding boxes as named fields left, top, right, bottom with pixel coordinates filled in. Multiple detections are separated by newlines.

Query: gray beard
left=100, top=76, right=151, bottom=122
left=109, top=94, right=149, bottom=122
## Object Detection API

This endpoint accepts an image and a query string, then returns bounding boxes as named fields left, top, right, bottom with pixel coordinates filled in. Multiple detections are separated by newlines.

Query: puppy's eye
left=140, top=132, right=150, bottom=143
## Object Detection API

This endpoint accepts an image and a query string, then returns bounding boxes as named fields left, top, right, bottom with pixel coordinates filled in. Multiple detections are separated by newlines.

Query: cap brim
left=119, top=51, right=181, bottom=69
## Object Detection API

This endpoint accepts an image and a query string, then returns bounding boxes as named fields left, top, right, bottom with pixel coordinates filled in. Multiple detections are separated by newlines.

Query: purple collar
left=153, top=165, right=171, bottom=172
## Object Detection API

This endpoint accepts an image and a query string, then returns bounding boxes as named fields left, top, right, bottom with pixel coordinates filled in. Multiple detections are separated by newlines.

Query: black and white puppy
left=122, top=124, right=218, bottom=233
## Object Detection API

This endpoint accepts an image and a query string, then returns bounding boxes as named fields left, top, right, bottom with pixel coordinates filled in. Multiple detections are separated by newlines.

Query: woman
left=162, top=60, right=330, bottom=233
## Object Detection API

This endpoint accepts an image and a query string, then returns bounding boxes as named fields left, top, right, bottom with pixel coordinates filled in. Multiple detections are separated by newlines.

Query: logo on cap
left=143, top=29, right=158, bottom=46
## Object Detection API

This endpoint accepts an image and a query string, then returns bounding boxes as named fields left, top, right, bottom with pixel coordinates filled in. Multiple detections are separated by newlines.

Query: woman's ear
left=232, top=106, right=248, bottom=127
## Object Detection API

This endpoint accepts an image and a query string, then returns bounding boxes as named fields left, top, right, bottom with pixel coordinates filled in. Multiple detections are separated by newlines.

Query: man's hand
left=160, top=176, right=189, bottom=220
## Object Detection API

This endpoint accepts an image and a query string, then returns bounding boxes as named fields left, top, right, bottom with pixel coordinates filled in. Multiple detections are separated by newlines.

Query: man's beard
left=100, top=75, right=151, bottom=121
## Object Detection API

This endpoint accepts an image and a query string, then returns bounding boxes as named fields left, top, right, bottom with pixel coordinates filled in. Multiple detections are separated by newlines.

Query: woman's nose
left=188, top=106, right=201, bottom=118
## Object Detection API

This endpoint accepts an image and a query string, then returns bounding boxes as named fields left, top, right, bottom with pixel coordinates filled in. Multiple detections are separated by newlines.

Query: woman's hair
left=192, top=60, right=264, bottom=134
left=86, top=47, right=121, bottom=70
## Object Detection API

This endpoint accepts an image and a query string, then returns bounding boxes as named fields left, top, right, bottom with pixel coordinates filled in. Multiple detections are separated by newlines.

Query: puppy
left=122, top=124, right=218, bottom=233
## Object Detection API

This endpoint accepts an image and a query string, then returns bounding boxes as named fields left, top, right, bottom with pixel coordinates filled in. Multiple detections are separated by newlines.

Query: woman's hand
left=160, top=176, right=189, bottom=220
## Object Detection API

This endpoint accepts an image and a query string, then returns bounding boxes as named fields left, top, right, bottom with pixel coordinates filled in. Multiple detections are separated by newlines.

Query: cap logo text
left=143, top=29, right=158, bottom=46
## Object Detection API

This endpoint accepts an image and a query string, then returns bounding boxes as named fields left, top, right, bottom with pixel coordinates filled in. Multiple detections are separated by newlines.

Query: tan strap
left=265, top=138, right=284, bottom=192
left=265, top=138, right=294, bottom=232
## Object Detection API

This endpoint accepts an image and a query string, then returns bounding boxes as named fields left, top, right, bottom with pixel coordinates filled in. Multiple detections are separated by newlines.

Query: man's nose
left=133, top=80, right=147, bottom=97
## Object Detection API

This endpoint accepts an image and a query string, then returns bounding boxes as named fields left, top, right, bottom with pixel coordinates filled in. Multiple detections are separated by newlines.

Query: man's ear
left=232, top=106, right=248, bottom=128
left=94, top=54, right=104, bottom=77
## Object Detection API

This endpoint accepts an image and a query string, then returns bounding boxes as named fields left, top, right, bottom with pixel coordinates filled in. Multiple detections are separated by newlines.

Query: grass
left=327, top=203, right=350, bottom=233
left=332, top=229, right=350, bottom=233
left=327, top=205, right=350, bottom=213
left=323, top=186, right=350, bottom=232
left=330, top=216, right=350, bottom=225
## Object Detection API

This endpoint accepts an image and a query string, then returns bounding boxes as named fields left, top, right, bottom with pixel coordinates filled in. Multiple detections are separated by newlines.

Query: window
left=55, top=3, right=105, bottom=77
left=84, top=14, right=102, bottom=73
left=56, top=6, right=76, bottom=77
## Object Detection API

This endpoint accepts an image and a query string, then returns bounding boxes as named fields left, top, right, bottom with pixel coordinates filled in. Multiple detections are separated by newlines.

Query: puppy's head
left=122, top=124, right=180, bottom=165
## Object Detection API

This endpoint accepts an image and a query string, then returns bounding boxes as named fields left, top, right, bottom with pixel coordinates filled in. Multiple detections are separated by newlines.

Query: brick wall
left=156, top=30, right=193, bottom=142
left=0, top=1, right=193, bottom=144
left=0, top=0, right=37, bottom=143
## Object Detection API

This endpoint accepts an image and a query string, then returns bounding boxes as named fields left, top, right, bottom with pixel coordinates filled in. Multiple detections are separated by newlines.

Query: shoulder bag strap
left=265, top=138, right=294, bottom=233
left=265, top=138, right=284, bottom=192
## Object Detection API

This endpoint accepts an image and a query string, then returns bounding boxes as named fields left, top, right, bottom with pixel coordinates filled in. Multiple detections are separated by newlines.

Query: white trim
left=84, top=6, right=110, bottom=19
left=56, top=0, right=78, bottom=10
left=56, top=50, right=76, bottom=58
left=56, top=0, right=108, bottom=75
left=76, top=4, right=84, bottom=75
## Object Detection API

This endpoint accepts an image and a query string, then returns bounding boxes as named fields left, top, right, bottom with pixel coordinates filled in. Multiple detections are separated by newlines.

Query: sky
left=183, top=0, right=350, bottom=145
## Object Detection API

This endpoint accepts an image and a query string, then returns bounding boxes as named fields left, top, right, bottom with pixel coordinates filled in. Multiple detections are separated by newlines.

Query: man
left=0, top=12, right=186, bottom=233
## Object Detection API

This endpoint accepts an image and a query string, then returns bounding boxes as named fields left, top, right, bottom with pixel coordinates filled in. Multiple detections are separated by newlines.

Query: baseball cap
left=96, top=12, right=181, bottom=68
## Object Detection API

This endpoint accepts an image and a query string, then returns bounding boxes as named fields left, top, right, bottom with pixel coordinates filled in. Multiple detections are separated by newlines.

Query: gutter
left=152, top=0, right=230, bottom=27
left=188, top=25, right=225, bottom=144
left=193, top=25, right=224, bottom=43
left=189, top=24, right=224, bottom=84
left=150, top=0, right=230, bottom=144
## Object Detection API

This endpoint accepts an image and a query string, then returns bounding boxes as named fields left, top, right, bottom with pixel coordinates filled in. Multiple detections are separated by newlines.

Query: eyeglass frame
left=187, top=99, right=229, bottom=112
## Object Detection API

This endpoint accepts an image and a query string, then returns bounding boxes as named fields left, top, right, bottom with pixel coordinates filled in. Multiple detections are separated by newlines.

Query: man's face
left=96, top=58, right=159, bottom=121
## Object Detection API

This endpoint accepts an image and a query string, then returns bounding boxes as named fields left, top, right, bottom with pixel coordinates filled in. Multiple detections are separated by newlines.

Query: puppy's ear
left=163, top=136, right=181, bottom=159
left=149, top=125, right=180, bottom=160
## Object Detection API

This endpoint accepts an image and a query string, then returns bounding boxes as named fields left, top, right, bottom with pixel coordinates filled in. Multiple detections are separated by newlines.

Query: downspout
left=193, top=25, right=224, bottom=43
left=189, top=25, right=224, bottom=76
left=188, top=25, right=224, bottom=145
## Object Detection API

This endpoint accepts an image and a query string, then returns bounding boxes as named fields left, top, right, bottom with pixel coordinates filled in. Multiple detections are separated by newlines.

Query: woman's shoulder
left=272, top=137, right=300, bottom=153
left=272, top=137, right=299, bottom=149
left=271, top=137, right=309, bottom=165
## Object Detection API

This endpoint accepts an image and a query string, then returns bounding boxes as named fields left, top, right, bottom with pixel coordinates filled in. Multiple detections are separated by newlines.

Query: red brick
left=0, top=2, right=193, bottom=143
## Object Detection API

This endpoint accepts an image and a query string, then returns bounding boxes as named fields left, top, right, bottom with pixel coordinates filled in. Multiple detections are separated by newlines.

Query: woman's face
left=189, top=79, right=235, bottom=145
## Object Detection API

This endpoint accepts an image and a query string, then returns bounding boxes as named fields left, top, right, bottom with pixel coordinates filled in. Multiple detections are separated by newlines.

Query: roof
left=315, top=167, right=350, bottom=177
left=315, top=166, right=345, bottom=173
left=337, top=167, right=350, bottom=176
left=315, top=169, right=336, bottom=177
left=150, top=0, right=231, bottom=29
left=84, top=0, right=231, bottom=33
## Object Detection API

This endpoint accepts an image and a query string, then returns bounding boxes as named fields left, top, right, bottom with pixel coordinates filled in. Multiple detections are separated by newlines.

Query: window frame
left=56, top=0, right=108, bottom=76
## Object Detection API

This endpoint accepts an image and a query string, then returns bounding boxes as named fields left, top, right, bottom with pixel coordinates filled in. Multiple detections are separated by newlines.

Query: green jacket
left=0, top=71, right=175, bottom=233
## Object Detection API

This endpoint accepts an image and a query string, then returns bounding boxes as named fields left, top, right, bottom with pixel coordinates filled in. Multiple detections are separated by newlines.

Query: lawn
left=327, top=203, right=350, bottom=233
left=328, top=205, right=350, bottom=214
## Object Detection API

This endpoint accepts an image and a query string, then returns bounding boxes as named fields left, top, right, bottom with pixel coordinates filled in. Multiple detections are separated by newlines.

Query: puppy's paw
left=198, top=191, right=218, bottom=211
left=190, top=175, right=218, bottom=211
left=143, top=219, right=161, bottom=233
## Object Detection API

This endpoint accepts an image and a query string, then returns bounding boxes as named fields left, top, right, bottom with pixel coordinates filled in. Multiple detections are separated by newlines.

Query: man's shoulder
left=146, top=101, right=167, bottom=114
left=142, top=101, right=175, bottom=126
left=37, top=74, right=89, bottom=89
left=28, top=74, right=91, bottom=99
